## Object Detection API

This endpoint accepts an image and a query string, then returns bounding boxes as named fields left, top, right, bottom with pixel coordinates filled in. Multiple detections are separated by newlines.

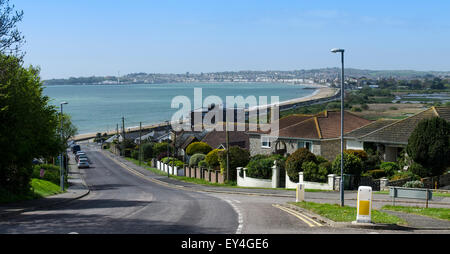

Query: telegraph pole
left=122, top=116, right=125, bottom=157
left=226, top=118, right=230, bottom=183
left=139, top=122, right=142, bottom=166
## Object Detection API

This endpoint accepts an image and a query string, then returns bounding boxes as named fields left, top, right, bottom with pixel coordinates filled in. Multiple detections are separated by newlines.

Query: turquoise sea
left=42, top=82, right=316, bottom=134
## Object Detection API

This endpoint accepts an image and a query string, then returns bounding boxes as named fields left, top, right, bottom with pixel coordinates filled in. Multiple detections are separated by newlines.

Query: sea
left=42, top=82, right=317, bottom=135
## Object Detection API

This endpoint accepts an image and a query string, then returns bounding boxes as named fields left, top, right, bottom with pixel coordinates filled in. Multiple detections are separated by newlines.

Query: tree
left=58, top=113, right=78, bottom=145
left=0, top=0, right=25, bottom=56
left=406, top=117, right=450, bottom=177
left=0, top=54, right=60, bottom=194
left=332, top=153, right=363, bottom=176
left=285, top=148, right=317, bottom=182
left=218, top=146, right=250, bottom=181
left=185, top=142, right=212, bottom=156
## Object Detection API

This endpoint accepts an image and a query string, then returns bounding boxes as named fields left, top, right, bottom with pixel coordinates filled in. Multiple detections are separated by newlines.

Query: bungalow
left=344, top=106, right=450, bottom=162
left=248, top=110, right=372, bottom=161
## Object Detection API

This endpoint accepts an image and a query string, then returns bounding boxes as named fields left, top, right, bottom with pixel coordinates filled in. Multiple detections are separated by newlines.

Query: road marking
left=272, top=204, right=323, bottom=228
left=225, top=199, right=244, bottom=234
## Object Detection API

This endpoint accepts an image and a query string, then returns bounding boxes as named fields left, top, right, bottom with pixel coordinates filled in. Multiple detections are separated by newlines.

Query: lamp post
left=165, top=120, right=170, bottom=178
left=60, top=101, right=68, bottom=191
left=331, top=48, right=345, bottom=207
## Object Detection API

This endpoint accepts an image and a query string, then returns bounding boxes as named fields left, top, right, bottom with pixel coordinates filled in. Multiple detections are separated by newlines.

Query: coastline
left=72, top=86, right=337, bottom=141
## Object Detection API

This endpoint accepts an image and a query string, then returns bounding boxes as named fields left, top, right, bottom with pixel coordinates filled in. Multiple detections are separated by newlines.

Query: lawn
left=0, top=178, right=64, bottom=204
left=382, top=205, right=450, bottom=221
left=289, top=201, right=408, bottom=225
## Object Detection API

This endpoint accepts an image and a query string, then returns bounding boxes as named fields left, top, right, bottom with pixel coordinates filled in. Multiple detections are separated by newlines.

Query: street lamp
left=165, top=120, right=170, bottom=178
left=331, top=48, right=345, bottom=207
left=60, top=101, right=68, bottom=191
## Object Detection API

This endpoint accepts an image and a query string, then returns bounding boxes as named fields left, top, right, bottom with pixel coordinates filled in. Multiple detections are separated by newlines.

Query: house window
left=298, top=141, right=312, bottom=151
left=261, top=137, right=272, bottom=148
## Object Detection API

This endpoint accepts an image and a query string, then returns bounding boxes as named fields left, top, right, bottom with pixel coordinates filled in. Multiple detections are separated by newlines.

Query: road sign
left=356, top=186, right=372, bottom=223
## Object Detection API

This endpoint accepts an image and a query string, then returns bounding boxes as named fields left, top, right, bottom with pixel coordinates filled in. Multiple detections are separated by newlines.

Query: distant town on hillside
left=43, top=68, right=450, bottom=86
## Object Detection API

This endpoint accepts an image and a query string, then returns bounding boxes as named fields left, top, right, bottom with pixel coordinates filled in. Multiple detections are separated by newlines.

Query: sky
left=13, top=0, right=450, bottom=79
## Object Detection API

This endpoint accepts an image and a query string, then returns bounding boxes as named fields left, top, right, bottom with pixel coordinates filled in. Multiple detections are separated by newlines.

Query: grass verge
left=381, top=205, right=450, bottom=221
left=289, top=201, right=408, bottom=225
left=0, top=179, right=64, bottom=204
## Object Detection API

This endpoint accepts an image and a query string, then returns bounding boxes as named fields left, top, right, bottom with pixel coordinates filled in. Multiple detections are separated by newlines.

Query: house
left=200, top=123, right=253, bottom=150
left=344, top=106, right=450, bottom=162
left=134, top=130, right=170, bottom=144
left=172, top=130, right=209, bottom=159
left=247, top=110, right=372, bottom=161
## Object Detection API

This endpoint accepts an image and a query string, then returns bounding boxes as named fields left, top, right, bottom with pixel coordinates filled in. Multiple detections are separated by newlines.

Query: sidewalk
left=0, top=154, right=90, bottom=219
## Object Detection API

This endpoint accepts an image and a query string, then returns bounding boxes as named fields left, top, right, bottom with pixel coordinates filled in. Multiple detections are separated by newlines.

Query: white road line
left=225, top=199, right=244, bottom=234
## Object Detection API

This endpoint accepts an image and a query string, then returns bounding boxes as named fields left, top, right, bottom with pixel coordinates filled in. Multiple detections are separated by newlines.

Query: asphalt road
left=0, top=146, right=237, bottom=234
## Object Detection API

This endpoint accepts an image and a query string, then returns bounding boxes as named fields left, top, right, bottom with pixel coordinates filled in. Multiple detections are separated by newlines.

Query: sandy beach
left=73, top=86, right=338, bottom=141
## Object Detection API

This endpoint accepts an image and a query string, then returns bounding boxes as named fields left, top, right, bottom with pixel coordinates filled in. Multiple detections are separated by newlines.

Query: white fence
left=156, top=160, right=185, bottom=176
left=236, top=161, right=337, bottom=190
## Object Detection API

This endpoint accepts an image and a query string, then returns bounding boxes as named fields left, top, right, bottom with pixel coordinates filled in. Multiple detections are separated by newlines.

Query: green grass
left=0, top=178, right=64, bottom=204
left=289, top=201, right=408, bottom=225
left=382, top=205, right=450, bottom=221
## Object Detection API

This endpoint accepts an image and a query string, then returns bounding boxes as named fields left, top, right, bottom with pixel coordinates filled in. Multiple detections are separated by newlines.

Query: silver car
left=77, top=159, right=90, bottom=168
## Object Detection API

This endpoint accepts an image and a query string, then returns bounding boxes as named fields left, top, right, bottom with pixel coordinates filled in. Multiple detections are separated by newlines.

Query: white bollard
left=356, top=186, right=372, bottom=223
left=296, top=183, right=305, bottom=202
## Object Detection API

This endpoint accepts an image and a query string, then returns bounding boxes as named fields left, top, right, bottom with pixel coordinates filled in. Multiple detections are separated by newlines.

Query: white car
left=77, top=158, right=90, bottom=168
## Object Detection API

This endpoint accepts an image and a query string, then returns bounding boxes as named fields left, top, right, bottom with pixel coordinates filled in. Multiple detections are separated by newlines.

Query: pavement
left=0, top=153, right=90, bottom=219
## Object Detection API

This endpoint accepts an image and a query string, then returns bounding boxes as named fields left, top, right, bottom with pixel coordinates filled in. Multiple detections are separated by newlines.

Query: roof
left=173, top=130, right=209, bottom=149
left=358, top=106, right=450, bottom=145
left=201, top=129, right=250, bottom=150
left=345, top=119, right=398, bottom=139
left=276, top=110, right=372, bottom=140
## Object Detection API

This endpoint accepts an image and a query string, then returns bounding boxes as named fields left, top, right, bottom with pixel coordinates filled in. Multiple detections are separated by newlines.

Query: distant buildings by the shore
left=43, top=68, right=450, bottom=86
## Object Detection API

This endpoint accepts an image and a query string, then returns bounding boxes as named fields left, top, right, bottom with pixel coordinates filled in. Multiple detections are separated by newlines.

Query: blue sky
left=14, top=0, right=450, bottom=79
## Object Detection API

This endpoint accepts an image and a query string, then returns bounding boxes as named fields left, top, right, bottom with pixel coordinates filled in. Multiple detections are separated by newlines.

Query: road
left=0, top=143, right=448, bottom=234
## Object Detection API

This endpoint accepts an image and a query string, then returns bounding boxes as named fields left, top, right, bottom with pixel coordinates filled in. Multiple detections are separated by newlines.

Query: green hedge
left=285, top=148, right=317, bottom=182
left=32, top=164, right=62, bottom=186
left=189, top=153, right=206, bottom=167
left=186, top=142, right=213, bottom=156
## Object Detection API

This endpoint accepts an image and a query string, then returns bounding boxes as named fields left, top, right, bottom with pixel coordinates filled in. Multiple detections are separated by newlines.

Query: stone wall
left=320, top=139, right=345, bottom=161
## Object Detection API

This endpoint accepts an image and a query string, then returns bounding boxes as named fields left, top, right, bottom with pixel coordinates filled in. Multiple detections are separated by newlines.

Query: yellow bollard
left=356, top=186, right=372, bottom=223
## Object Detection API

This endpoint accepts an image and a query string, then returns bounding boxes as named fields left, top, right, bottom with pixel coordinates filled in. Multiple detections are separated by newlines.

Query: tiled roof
left=359, top=107, right=448, bottom=145
left=345, top=119, right=398, bottom=139
left=201, top=129, right=250, bottom=150
left=276, top=110, right=372, bottom=139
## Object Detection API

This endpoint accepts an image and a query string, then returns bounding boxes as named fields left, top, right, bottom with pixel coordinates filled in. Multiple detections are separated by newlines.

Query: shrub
left=157, top=151, right=169, bottom=161
left=345, top=149, right=368, bottom=161
left=218, top=146, right=250, bottom=181
left=245, top=157, right=274, bottom=179
left=361, top=104, right=369, bottom=110
left=131, top=150, right=139, bottom=160
left=153, top=142, right=172, bottom=158
left=365, top=169, right=386, bottom=179
left=380, top=162, right=399, bottom=177
left=285, top=148, right=317, bottom=183
left=141, top=143, right=154, bottom=160
left=389, top=106, right=398, bottom=110
left=32, top=164, right=61, bottom=185
left=205, top=149, right=223, bottom=170
left=403, top=180, right=424, bottom=188
left=315, top=156, right=329, bottom=165
left=351, top=107, right=362, bottom=112
left=198, top=160, right=208, bottom=168
left=390, top=170, right=420, bottom=181
left=186, top=142, right=213, bottom=156
left=332, top=153, right=363, bottom=176
left=303, top=161, right=328, bottom=183
left=174, top=160, right=184, bottom=168
left=189, top=153, right=206, bottom=167
left=161, top=157, right=176, bottom=164
left=409, top=162, right=428, bottom=178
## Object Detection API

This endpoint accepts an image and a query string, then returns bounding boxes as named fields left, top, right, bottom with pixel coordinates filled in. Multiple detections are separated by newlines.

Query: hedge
left=205, top=149, right=223, bottom=170
left=186, top=142, right=213, bottom=156
left=189, top=153, right=206, bottom=167
left=285, top=148, right=317, bottom=182
left=218, top=146, right=250, bottom=181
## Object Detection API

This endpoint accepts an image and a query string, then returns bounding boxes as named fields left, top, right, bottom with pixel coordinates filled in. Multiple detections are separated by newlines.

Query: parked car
left=77, top=154, right=88, bottom=162
left=77, top=159, right=90, bottom=168
left=72, top=144, right=81, bottom=154
left=75, top=151, right=86, bottom=161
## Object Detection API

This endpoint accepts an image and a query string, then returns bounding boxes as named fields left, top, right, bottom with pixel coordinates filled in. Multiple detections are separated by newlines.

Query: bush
left=332, top=153, right=363, bottom=176
left=390, top=170, right=420, bottom=181
left=245, top=157, right=274, bottom=179
left=189, top=153, right=206, bottom=167
left=361, top=103, right=369, bottom=110
left=303, top=161, right=328, bottom=183
left=198, top=160, right=208, bottom=168
left=32, top=164, right=61, bottom=185
left=141, top=143, right=154, bottom=160
left=380, top=162, right=399, bottom=177
left=218, top=146, right=250, bottom=181
left=186, top=142, right=213, bottom=156
left=131, top=150, right=139, bottom=160
left=315, top=156, right=328, bottom=165
left=161, top=157, right=176, bottom=164
left=365, top=169, right=386, bottom=179
left=285, top=148, right=317, bottom=183
left=409, top=162, right=428, bottom=178
left=157, top=151, right=169, bottom=161
left=345, top=149, right=368, bottom=161
left=205, top=149, right=223, bottom=170
left=351, top=107, right=362, bottom=112
left=153, top=142, right=172, bottom=159
left=403, top=180, right=424, bottom=188
left=174, top=160, right=184, bottom=168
